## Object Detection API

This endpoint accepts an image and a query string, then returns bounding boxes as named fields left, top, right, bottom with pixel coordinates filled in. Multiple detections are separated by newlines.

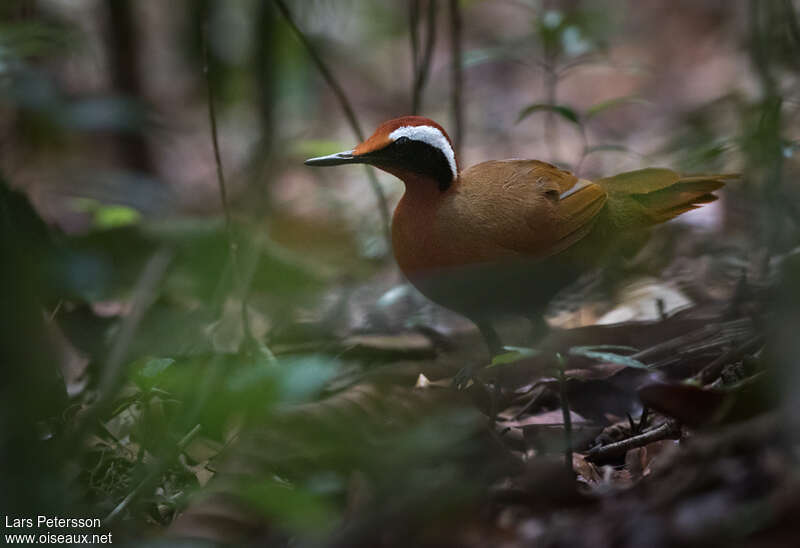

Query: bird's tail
left=596, top=168, right=735, bottom=228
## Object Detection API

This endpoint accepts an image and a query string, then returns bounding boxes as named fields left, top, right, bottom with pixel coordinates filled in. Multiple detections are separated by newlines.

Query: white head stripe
left=388, top=125, right=457, bottom=181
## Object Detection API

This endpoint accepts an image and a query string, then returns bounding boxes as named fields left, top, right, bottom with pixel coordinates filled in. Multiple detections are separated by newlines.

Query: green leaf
left=93, top=204, right=141, bottom=229
left=516, top=103, right=581, bottom=126
left=68, top=198, right=141, bottom=228
left=225, top=364, right=274, bottom=393
left=140, top=357, right=175, bottom=379
left=489, top=346, right=541, bottom=368
left=568, top=345, right=649, bottom=369
left=585, top=95, right=650, bottom=120
left=132, top=357, right=175, bottom=391
left=225, top=354, right=338, bottom=404
left=277, top=355, right=339, bottom=403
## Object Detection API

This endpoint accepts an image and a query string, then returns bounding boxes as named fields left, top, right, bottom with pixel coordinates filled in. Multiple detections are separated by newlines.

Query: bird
left=305, top=116, right=730, bottom=378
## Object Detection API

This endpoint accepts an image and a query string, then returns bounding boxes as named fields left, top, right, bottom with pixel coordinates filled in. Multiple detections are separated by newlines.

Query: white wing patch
left=388, top=125, right=457, bottom=181
left=559, top=179, right=593, bottom=200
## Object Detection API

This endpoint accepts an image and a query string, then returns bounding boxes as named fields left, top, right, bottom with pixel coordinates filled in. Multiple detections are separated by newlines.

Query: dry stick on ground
left=104, top=423, right=202, bottom=525
left=272, top=0, right=392, bottom=251
left=630, top=319, right=750, bottom=362
left=202, top=23, right=255, bottom=344
left=695, top=334, right=764, bottom=385
left=586, top=420, right=682, bottom=462
left=411, top=0, right=437, bottom=114
left=448, top=0, right=463, bottom=158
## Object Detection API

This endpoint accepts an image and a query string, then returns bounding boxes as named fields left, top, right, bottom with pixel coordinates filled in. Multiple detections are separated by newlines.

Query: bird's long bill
left=304, top=150, right=363, bottom=167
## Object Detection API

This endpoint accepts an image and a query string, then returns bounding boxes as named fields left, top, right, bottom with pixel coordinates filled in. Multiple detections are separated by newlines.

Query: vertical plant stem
left=544, top=63, right=559, bottom=160
left=409, top=0, right=421, bottom=74
left=71, top=248, right=172, bottom=445
left=747, top=0, right=785, bottom=262
left=557, top=353, right=573, bottom=473
left=448, top=0, right=463, bottom=159
left=250, top=0, right=278, bottom=212
left=203, top=22, right=253, bottom=341
left=272, top=0, right=392, bottom=253
left=411, top=0, right=438, bottom=114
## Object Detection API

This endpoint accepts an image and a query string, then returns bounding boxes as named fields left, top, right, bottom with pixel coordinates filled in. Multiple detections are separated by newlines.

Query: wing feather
left=547, top=180, right=607, bottom=255
left=459, top=160, right=607, bottom=259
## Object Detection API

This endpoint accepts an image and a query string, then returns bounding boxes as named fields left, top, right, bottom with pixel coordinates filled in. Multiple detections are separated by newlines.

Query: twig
left=542, top=50, right=559, bottom=160
left=411, top=0, right=437, bottom=114
left=203, top=26, right=233, bottom=235
left=748, top=0, right=786, bottom=255
left=272, top=0, right=392, bottom=251
left=631, top=323, right=726, bottom=361
left=104, top=423, right=202, bottom=525
left=556, top=353, right=573, bottom=474
left=784, top=0, right=800, bottom=67
left=448, top=0, right=463, bottom=158
left=177, top=423, right=203, bottom=450
left=409, top=0, right=421, bottom=73
left=99, top=248, right=171, bottom=397
left=586, top=419, right=681, bottom=463
left=202, top=23, right=254, bottom=343
left=629, top=319, right=754, bottom=370
left=47, top=299, right=63, bottom=323
left=695, top=334, right=764, bottom=385
left=72, top=249, right=172, bottom=443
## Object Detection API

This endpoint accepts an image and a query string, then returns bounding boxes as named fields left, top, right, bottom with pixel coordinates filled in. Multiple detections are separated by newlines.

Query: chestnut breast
left=391, top=159, right=589, bottom=276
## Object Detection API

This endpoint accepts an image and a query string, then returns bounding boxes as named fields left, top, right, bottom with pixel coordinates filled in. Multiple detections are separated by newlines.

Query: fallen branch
left=695, top=334, right=764, bottom=385
left=104, top=423, right=202, bottom=525
left=585, top=420, right=681, bottom=463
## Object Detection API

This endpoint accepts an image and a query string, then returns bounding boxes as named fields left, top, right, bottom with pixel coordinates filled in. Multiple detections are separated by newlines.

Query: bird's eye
left=395, top=136, right=410, bottom=146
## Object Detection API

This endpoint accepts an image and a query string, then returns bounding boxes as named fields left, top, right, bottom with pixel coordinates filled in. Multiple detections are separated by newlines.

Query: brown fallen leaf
left=498, top=408, right=589, bottom=428
left=572, top=453, right=602, bottom=484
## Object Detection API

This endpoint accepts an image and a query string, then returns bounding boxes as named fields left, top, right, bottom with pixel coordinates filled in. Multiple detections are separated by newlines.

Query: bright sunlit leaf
left=568, top=345, right=648, bottom=369
left=489, top=346, right=541, bottom=367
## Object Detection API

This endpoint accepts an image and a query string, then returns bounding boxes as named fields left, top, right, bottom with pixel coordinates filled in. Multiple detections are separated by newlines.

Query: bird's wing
left=596, top=168, right=731, bottom=227
left=546, top=177, right=608, bottom=256
left=461, top=160, right=607, bottom=259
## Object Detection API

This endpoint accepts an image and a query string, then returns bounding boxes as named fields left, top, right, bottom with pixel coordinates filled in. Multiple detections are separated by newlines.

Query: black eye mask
left=361, top=137, right=455, bottom=191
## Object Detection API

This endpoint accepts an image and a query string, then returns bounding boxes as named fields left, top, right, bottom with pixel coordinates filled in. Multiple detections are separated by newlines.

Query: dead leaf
left=573, top=453, right=601, bottom=484
left=499, top=409, right=589, bottom=428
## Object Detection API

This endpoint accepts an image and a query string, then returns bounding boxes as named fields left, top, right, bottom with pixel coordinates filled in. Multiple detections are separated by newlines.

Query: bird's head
left=305, top=116, right=458, bottom=191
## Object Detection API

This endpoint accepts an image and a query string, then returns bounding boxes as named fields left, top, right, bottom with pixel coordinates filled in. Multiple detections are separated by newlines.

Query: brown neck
left=381, top=166, right=457, bottom=202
